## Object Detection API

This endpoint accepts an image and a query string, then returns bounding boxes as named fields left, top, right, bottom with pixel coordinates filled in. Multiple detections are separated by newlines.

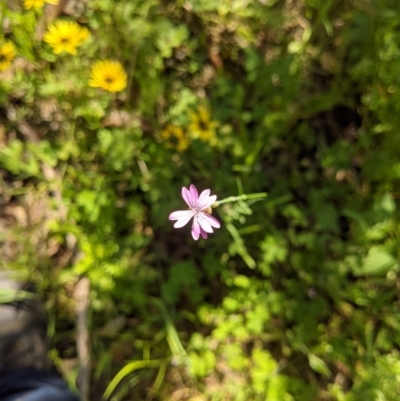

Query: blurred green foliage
left=2, top=0, right=400, bottom=400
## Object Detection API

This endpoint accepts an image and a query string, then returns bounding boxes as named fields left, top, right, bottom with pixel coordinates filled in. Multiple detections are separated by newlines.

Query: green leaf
left=0, top=289, right=36, bottom=303
left=354, top=247, right=397, bottom=276
left=308, top=354, right=331, bottom=377
left=103, top=359, right=161, bottom=400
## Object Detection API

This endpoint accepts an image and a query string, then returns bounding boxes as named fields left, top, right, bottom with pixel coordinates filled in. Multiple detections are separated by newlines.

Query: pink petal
left=198, top=194, right=217, bottom=210
left=181, top=187, right=193, bottom=208
left=169, top=210, right=188, bottom=220
left=191, top=215, right=200, bottom=240
left=169, top=210, right=194, bottom=228
left=198, top=212, right=214, bottom=233
left=202, top=213, right=220, bottom=228
left=200, top=227, right=208, bottom=239
left=189, top=184, right=199, bottom=206
left=197, top=189, right=210, bottom=209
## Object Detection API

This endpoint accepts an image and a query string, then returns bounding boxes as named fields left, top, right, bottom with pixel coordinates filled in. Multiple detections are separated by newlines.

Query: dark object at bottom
left=0, top=368, right=80, bottom=401
left=0, top=271, right=80, bottom=401
left=0, top=271, right=49, bottom=373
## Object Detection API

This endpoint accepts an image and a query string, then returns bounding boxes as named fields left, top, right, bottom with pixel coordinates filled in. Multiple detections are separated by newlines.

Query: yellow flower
left=161, top=124, right=189, bottom=152
left=43, top=20, right=89, bottom=55
left=89, top=60, right=127, bottom=93
left=0, top=42, right=16, bottom=72
left=23, top=0, right=59, bottom=10
left=188, top=105, right=218, bottom=143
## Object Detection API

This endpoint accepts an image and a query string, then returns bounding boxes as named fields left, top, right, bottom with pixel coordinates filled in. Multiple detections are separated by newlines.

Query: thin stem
left=213, top=192, right=267, bottom=207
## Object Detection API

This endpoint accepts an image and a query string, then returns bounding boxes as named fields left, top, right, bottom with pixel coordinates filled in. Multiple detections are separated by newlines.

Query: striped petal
left=197, top=189, right=211, bottom=209
left=202, top=213, right=220, bottom=228
left=198, top=194, right=217, bottom=210
left=198, top=212, right=214, bottom=233
left=200, top=227, right=208, bottom=239
left=181, top=187, right=193, bottom=208
left=191, top=215, right=200, bottom=240
left=189, top=184, right=199, bottom=205
left=169, top=210, right=194, bottom=228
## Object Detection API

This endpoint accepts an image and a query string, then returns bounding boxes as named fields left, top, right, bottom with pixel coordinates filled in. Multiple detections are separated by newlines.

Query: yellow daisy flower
left=43, top=20, right=89, bottom=55
left=188, top=105, right=218, bottom=143
left=161, top=124, right=189, bottom=152
left=23, top=0, right=59, bottom=10
left=0, top=42, right=16, bottom=72
left=89, top=60, right=127, bottom=93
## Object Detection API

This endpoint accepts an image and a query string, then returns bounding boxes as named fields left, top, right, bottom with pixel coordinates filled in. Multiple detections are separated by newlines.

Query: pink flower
left=169, top=184, right=221, bottom=240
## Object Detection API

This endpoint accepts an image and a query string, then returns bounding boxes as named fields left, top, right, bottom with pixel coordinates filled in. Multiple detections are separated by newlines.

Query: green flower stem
left=213, top=192, right=267, bottom=207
